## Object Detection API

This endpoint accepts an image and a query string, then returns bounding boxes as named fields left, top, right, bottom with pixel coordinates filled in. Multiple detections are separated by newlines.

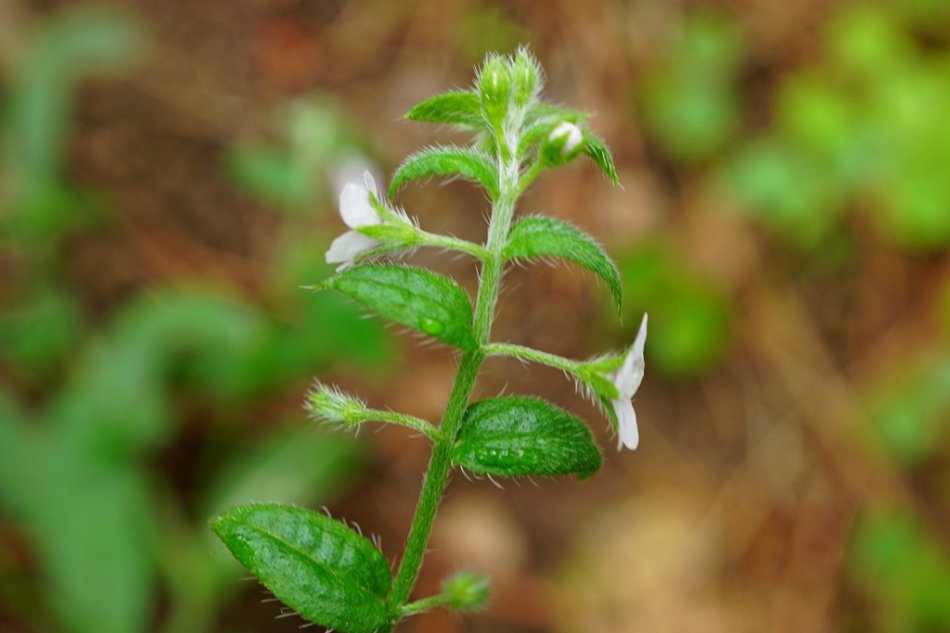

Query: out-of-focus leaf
left=204, top=428, right=359, bottom=517
left=638, top=11, right=743, bottom=162
left=320, top=264, right=476, bottom=351
left=776, top=73, right=859, bottom=170
left=50, top=291, right=265, bottom=451
left=452, top=396, right=602, bottom=478
left=0, top=392, right=29, bottom=512
left=388, top=146, right=498, bottom=200
left=866, top=69, right=950, bottom=250
left=827, top=6, right=911, bottom=81
left=6, top=7, right=143, bottom=193
left=851, top=509, right=950, bottom=631
left=869, top=356, right=950, bottom=465
left=228, top=146, right=311, bottom=210
left=615, top=244, right=731, bottom=378
left=504, top=215, right=621, bottom=311
left=212, top=504, right=392, bottom=633
left=33, top=454, right=155, bottom=633
left=726, top=138, right=846, bottom=247
left=0, top=285, right=83, bottom=372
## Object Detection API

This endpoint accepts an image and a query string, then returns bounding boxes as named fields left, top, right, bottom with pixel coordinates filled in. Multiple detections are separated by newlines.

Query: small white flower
left=548, top=121, right=583, bottom=157
left=325, top=173, right=384, bottom=269
left=611, top=313, right=647, bottom=451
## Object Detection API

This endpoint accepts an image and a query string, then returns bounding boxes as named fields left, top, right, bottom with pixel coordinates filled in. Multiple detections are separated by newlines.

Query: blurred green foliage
left=851, top=509, right=950, bottom=632
left=2, top=7, right=142, bottom=247
left=609, top=242, right=731, bottom=378
left=638, top=11, right=743, bottom=164
left=870, top=353, right=950, bottom=467
left=0, top=6, right=388, bottom=633
left=726, top=4, right=950, bottom=249
left=637, top=4, right=950, bottom=629
left=229, top=96, right=371, bottom=213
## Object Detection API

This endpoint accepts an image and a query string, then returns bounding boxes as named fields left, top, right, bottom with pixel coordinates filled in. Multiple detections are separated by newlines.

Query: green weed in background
left=726, top=4, right=950, bottom=250
left=0, top=6, right=388, bottom=633
left=638, top=3, right=950, bottom=629
left=869, top=353, right=950, bottom=468
left=638, top=10, right=743, bottom=164
left=602, top=242, right=730, bottom=378
left=0, top=7, right=143, bottom=379
left=851, top=509, right=950, bottom=632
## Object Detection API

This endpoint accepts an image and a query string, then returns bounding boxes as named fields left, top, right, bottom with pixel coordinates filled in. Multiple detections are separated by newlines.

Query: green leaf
left=584, top=133, right=619, bottom=185
left=212, top=503, right=392, bottom=633
left=452, top=396, right=602, bottom=478
left=405, top=91, right=483, bottom=128
left=503, top=215, right=622, bottom=311
left=320, top=264, right=476, bottom=351
left=388, top=146, right=499, bottom=200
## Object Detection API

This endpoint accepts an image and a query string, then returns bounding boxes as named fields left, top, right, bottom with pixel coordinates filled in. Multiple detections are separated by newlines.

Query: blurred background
left=1, top=1, right=949, bottom=632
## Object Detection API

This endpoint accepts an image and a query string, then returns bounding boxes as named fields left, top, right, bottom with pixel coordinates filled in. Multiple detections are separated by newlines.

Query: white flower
left=548, top=121, right=583, bottom=157
left=325, top=172, right=384, bottom=269
left=611, top=313, right=647, bottom=451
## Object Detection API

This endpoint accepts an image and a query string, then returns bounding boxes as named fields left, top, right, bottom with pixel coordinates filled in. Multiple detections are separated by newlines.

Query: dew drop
left=419, top=317, right=444, bottom=336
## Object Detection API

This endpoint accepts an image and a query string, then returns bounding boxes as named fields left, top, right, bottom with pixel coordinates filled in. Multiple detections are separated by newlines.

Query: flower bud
left=541, top=121, right=585, bottom=165
left=442, top=571, right=490, bottom=612
left=477, top=54, right=512, bottom=128
left=306, top=382, right=367, bottom=426
left=511, top=48, right=541, bottom=107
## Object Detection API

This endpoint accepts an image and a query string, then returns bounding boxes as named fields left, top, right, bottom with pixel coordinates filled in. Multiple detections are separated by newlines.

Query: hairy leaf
left=503, top=215, right=621, bottom=311
left=388, top=146, right=498, bottom=200
left=584, top=133, right=619, bottom=185
left=320, top=264, right=476, bottom=351
left=405, top=91, right=483, bottom=128
left=452, top=396, right=602, bottom=478
left=212, top=503, right=391, bottom=633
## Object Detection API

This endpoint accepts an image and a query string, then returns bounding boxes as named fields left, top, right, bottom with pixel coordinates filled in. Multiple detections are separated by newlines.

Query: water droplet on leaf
left=419, top=317, right=444, bottom=336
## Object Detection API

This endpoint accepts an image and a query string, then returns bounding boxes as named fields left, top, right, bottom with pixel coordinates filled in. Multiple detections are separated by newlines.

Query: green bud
left=477, top=53, right=512, bottom=128
left=511, top=48, right=541, bottom=107
left=442, top=570, right=490, bottom=612
left=306, top=382, right=367, bottom=426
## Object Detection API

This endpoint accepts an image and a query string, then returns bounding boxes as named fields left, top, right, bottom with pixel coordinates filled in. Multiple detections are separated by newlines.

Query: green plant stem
left=417, top=230, right=489, bottom=260
left=483, top=341, right=581, bottom=375
left=397, top=593, right=453, bottom=617
left=385, top=351, right=480, bottom=614
left=364, top=408, right=442, bottom=441
left=386, top=119, right=522, bottom=621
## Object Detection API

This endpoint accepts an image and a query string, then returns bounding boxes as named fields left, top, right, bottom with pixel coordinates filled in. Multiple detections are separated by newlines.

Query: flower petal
left=615, top=313, right=647, bottom=397
left=325, top=230, right=379, bottom=268
left=363, top=170, right=378, bottom=196
left=613, top=397, right=639, bottom=451
left=549, top=121, right=583, bottom=156
left=339, top=183, right=380, bottom=228
left=631, top=313, right=648, bottom=359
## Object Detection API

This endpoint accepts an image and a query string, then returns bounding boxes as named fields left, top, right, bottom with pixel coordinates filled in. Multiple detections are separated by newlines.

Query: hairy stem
left=386, top=112, right=523, bottom=621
